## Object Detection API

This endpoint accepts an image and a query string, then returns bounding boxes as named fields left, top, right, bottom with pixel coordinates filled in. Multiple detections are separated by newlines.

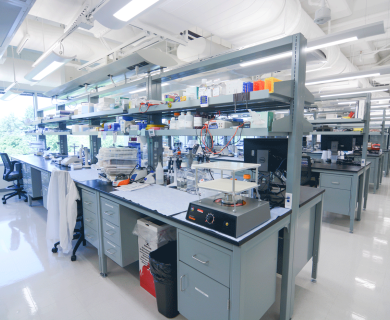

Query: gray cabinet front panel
left=82, top=190, right=98, bottom=214
left=103, top=237, right=123, bottom=266
left=41, top=171, right=50, bottom=187
left=30, top=167, right=42, bottom=198
left=42, top=186, right=48, bottom=209
left=84, top=225, right=99, bottom=249
left=102, top=219, right=121, bottom=247
left=178, top=232, right=231, bottom=287
left=100, top=197, right=120, bottom=226
left=322, top=187, right=351, bottom=215
left=84, top=208, right=98, bottom=231
left=320, top=173, right=352, bottom=190
left=178, top=261, right=229, bottom=320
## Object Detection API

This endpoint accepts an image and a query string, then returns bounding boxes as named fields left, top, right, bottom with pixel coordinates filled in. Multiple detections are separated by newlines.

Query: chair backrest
left=0, top=153, right=12, bottom=173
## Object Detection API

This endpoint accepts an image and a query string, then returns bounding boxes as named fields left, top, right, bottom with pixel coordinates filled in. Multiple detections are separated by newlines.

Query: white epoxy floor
left=0, top=176, right=389, bottom=320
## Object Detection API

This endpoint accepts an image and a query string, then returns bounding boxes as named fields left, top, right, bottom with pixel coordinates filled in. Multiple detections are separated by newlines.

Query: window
left=0, top=94, right=36, bottom=158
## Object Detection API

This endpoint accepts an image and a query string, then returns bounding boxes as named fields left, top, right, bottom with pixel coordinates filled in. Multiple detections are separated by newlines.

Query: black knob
left=205, top=213, right=215, bottom=224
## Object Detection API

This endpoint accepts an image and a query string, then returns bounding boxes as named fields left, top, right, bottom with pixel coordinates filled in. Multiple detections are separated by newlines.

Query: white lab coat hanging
left=46, top=170, right=80, bottom=254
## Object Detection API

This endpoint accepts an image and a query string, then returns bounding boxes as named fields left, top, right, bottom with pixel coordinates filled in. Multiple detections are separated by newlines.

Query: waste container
left=149, top=241, right=179, bottom=318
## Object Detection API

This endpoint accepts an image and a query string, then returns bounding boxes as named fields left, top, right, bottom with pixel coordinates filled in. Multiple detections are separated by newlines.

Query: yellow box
left=265, top=77, right=281, bottom=93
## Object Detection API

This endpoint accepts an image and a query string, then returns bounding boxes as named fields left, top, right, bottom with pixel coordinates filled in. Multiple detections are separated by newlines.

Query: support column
left=280, top=33, right=307, bottom=320
left=381, top=109, right=385, bottom=151
left=57, top=104, right=68, bottom=155
left=362, top=94, right=371, bottom=165
left=89, top=96, right=100, bottom=164
left=34, top=93, right=46, bottom=150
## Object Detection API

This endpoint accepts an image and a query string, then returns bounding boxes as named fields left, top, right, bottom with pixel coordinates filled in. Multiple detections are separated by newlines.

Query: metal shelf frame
left=28, top=34, right=311, bottom=320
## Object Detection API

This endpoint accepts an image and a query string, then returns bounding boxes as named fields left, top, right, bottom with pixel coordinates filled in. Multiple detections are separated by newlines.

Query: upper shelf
left=310, top=119, right=365, bottom=125
left=309, top=131, right=364, bottom=135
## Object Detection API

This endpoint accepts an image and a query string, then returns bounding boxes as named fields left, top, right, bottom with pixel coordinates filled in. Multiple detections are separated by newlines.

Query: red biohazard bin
left=137, top=218, right=176, bottom=297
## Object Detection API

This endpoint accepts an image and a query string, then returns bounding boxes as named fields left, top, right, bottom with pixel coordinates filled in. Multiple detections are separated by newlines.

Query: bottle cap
left=174, top=113, right=180, bottom=116
left=243, top=174, right=251, bottom=180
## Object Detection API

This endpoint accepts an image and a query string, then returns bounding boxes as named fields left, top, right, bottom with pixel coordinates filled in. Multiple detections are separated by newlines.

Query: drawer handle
left=105, top=230, right=115, bottom=236
left=331, top=182, right=340, bottom=185
left=105, top=203, right=114, bottom=208
left=195, top=287, right=209, bottom=298
left=85, top=218, right=92, bottom=223
left=180, top=275, right=185, bottom=291
left=104, top=211, right=114, bottom=216
left=84, top=201, right=92, bottom=205
left=192, top=255, right=209, bottom=265
left=86, top=234, right=93, bottom=239
left=106, top=248, right=116, bottom=255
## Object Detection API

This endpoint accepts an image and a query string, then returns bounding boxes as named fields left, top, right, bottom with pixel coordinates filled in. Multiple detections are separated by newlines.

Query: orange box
left=264, top=77, right=281, bottom=93
left=253, top=80, right=265, bottom=91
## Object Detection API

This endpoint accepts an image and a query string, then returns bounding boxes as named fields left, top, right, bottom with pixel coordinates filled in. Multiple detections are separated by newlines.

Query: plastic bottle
left=142, top=144, right=148, bottom=167
left=179, top=163, right=188, bottom=191
left=156, top=161, right=164, bottom=185
left=178, top=112, right=186, bottom=129
left=242, top=174, right=251, bottom=197
left=170, top=117, right=177, bottom=130
left=184, top=111, right=194, bottom=129
left=194, top=112, right=203, bottom=129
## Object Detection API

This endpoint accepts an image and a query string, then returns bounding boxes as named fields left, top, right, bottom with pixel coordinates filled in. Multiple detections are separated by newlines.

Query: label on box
left=285, top=193, right=292, bottom=209
left=200, top=96, right=209, bottom=108
left=361, top=159, right=366, bottom=167
left=149, top=129, right=155, bottom=137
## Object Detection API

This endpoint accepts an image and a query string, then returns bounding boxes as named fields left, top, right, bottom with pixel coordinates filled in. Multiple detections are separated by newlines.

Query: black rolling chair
left=0, top=153, right=28, bottom=204
left=52, top=194, right=86, bottom=261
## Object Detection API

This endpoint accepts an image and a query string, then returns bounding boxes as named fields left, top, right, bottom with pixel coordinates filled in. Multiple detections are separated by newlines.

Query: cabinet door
left=178, top=262, right=229, bottom=320
left=323, top=187, right=351, bottom=216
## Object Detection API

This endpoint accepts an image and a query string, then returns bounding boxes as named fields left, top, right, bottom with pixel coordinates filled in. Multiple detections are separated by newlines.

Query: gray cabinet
left=178, top=261, right=230, bottom=320
left=100, top=196, right=142, bottom=267
left=22, top=163, right=42, bottom=198
left=82, top=189, right=99, bottom=249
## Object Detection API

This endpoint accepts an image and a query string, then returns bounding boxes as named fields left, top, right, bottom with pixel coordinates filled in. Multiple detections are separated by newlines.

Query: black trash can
left=149, top=241, right=179, bottom=318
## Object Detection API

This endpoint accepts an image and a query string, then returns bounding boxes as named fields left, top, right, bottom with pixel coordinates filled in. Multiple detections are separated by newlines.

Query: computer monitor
left=244, top=138, right=288, bottom=172
left=320, top=135, right=356, bottom=151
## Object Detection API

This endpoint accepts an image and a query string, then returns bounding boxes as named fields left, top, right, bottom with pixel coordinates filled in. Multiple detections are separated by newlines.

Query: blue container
left=104, top=123, right=121, bottom=131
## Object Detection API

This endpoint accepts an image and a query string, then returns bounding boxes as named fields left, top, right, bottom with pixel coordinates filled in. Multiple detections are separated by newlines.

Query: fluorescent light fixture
left=372, top=97, right=390, bottom=102
left=307, top=37, right=357, bottom=52
left=307, top=73, right=380, bottom=86
left=25, top=51, right=75, bottom=82
left=275, top=110, right=289, bottom=114
left=114, top=0, right=159, bottom=21
left=371, top=104, right=390, bottom=108
left=338, top=101, right=359, bottom=105
left=0, top=89, right=24, bottom=101
left=16, top=34, right=30, bottom=55
left=94, top=0, right=161, bottom=30
left=320, top=88, right=388, bottom=98
left=4, top=81, right=18, bottom=93
left=240, top=22, right=385, bottom=68
left=129, top=89, right=146, bottom=94
left=240, top=52, right=292, bottom=67
left=33, top=61, right=64, bottom=81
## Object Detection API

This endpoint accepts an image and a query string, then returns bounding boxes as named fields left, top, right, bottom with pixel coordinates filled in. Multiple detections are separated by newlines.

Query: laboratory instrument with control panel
left=186, top=161, right=271, bottom=237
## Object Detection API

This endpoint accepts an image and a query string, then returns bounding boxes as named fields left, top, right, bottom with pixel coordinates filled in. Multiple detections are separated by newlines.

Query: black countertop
left=311, top=162, right=368, bottom=173
left=15, top=155, right=325, bottom=246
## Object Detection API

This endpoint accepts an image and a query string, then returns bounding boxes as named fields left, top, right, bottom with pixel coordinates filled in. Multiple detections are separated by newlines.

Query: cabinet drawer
left=320, top=174, right=352, bottom=190
left=84, top=225, right=99, bottom=249
left=41, top=172, right=50, bottom=187
left=82, top=190, right=97, bottom=214
left=323, top=188, right=351, bottom=216
left=103, top=238, right=122, bottom=266
left=100, top=198, right=120, bottom=226
left=84, top=209, right=98, bottom=231
left=102, top=219, right=121, bottom=247
left=178, top=232, right=231, bottom=287
left=178, top=261, right=229, bottom=320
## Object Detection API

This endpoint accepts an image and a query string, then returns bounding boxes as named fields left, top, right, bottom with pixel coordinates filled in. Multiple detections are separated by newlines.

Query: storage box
left=254, top=80, right=265, bottom=91
left=82, top=104, right=94, bottom=114
left=264, top=77, right=281, bottom=93
left=136, top=218, right=176, bottom=297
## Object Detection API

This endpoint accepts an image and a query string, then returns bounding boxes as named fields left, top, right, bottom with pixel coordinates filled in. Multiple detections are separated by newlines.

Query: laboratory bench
left=311, top=162, right=371, bottom=233
left=13, top=154, right=325, bottom=320
left=352, top=153, right=383, bottom=194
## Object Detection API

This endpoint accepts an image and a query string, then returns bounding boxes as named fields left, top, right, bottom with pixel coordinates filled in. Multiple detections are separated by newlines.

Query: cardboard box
left=137, top=217, right=176, bottom=297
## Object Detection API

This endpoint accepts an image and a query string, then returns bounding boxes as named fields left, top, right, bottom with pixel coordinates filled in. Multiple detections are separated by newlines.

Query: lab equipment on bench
left=61, top=156, right=83, bottom=167
left=186, top=161, right=271, bottom=237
